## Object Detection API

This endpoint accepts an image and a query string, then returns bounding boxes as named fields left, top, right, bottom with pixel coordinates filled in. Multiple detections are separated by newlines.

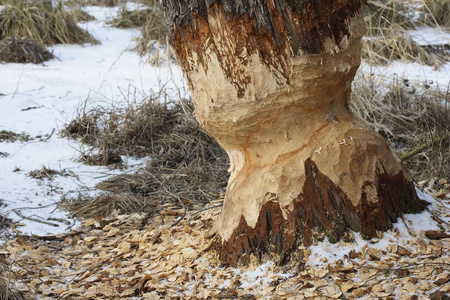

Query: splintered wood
left=1, top=200, right=449, bottom=299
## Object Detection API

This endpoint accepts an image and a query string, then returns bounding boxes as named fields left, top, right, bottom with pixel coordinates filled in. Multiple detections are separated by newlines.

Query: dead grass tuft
left=362, top=25, right=446, bottom=68
left=135, top=3, right=169, bottom=56
left=68, top=6, right=96, bottom=23
left=361, top=0, right=450, bottom=67
left=0, top=248, right=26, bottom=300
left=0, top=0, right=99, bottom=46
left=62, top=91, right=228, bottom=218
left=362, top=0, right=448, bottom=68
left=0, top=130, right=31, bottom=143
left=65, top=0, right=120, bottom=7
left=28, top=165, right=71, bottom=180
left=109, top=6, right=151, bottom=28
left=107, top=2, right=170, bottom=63
left=421, top=0, right=450, bottom=27
left=352, top=73, right=450, bottom=181
left=0, top=268, right=26, bottom=300
left=60, top=192, right=156, bottom=219
left=0, top=37, right=54, bottom=63
left=366, top=0, right=416, bottom=31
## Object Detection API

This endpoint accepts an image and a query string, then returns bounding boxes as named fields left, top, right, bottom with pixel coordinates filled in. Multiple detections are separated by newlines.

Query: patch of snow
left=235, top=261, right=291, bottom=290
left=409, top=27, right=450, bottom=46
left=307, top=190, right=445, bottom=269
left=0, top=5, right=186, bottom=236
left=359, top=61, right=450, bottom=89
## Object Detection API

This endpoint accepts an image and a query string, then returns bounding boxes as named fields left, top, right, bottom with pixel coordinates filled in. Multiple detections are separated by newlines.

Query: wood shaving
left=1, top=197, right=449, bottom=299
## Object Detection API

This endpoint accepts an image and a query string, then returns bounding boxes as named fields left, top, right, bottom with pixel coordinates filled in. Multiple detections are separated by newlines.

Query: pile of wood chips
left=1, top=192, right=449, bottom=299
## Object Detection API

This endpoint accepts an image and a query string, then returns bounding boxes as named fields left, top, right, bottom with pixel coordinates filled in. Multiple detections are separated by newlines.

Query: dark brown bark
left=162, top=0, right=364, bottom=97
left=162, top=0, right=363, bottom=54
left=215, top=158, right=426, bottom=266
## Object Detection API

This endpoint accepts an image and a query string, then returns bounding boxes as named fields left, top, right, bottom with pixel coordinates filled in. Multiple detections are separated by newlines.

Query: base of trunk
left=214, top=128, right=428, bottom=266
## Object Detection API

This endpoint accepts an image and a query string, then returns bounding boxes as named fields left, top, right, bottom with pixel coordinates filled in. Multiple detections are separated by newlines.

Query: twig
left=426, top=206, right=450, bottom=225
left=162, top=186, right=187, bottom=227
left=357, top=261, right=450, bottom=271
left=400, top=131, right=450, bottom=161
left=40, top=128, right=55, bottom=141
left=400, top=215, right=415, bottom=236
left=193, top=204, right=223, bottom=216
left=16, top=230, right=83, bottom=242
left=13, top=209, right=59, bottom=227
left=12, top=70, right=25, bottom=99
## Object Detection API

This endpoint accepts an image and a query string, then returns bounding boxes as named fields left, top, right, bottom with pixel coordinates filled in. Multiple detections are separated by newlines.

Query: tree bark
left=161, top=0, right=427, bottom=266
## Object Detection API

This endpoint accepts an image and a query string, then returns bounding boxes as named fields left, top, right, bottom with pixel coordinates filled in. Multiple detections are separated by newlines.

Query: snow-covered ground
left=0, top=5, right=186, bottom=235
left=0, top=4, right=448, bottom=239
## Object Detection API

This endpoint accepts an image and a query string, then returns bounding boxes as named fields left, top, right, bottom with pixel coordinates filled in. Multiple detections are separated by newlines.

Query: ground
left=0, top=1, right=449, bottom=299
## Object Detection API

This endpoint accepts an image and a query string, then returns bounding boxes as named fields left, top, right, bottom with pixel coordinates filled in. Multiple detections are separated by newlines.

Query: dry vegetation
left=0, top=0, right=98, bottom=45
left=352, top=74, right=450, bottom=181
left=0, top=37, right=54, bottom=63
left=0, top=262, right=25, bottom=300
left=68, top=6, right=96, bottom=22
left=421, top=0, right=450, bottom=27
left=366, top=0, right=416, bottom=30
left=108, top=1, right=170, bottom=63
left=362, top=24, right=446, bottom=67
left=0, top=131, right=31, bottom=143
left=363, top=0, right=449, bottom=67
left=109, top=6, right=151, bottom=28
left=65, top=0, right=120, bottom=6
left=61, top=93, right=228, bottom=218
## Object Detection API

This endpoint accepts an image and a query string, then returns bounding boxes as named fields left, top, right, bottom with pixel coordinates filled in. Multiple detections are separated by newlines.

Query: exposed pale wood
left=161, top=0, right=426, bottom=266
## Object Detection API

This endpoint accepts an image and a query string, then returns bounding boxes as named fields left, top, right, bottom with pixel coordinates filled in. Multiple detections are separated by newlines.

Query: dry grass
left=62, top=91, right=228, bottom=218
left=136, top=5, right=168, bottom=51
left=362, top=0, right=449, bottom=68
left=0, top=37, right=54, bottom=63
left=68, top=6, right=96, bottom=23
left=0, top=0, right=98, bottom=46
left=366, top=0, right=416, bottom=32
left=0, top=255, right=26, bottom=300
left=61, top=192, right=157, bottom=219
left=136, top=3, right=172, bottom=65
left=362, top=25, right=446, bottom=68
left=0, top=130, right=31, bottom=142
left=65, top=0, right=120, bottom=6
left=109, top=6, right=151, bottom=28
left=109, top=2, right=169, bottom=61
left=352, top=73, right=450, bottom=181
left=421, top=0, right=450, bottom=27
left=28, top=165, right=71, bottom=180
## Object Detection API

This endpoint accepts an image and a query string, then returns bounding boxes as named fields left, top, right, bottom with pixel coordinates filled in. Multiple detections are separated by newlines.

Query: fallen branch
left=13, top=209, right=59, bottom=227
left=400, top=131, right=450, bottom=161
left=163, top=186, right=187, bottom=227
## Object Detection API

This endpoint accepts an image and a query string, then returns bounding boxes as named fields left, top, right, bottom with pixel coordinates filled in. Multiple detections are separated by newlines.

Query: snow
left=361, top=26, right=450, bottom=89
left=0, top=4, right=186, bottom=235
left=409, top=27, right=450, bottom=46
left=307, top=187, right=449, bottom=269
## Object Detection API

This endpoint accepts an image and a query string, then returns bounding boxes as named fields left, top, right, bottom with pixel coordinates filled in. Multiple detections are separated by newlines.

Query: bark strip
left=216, top=159, right=426, bottom=267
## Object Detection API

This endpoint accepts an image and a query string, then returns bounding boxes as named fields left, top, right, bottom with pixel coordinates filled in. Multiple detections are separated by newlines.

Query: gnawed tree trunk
left=161, top=0, right=427, bottom=266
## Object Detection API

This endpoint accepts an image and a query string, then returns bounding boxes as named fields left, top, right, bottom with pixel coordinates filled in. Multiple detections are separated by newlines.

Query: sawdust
left=1, top=191, right=449, bottom=299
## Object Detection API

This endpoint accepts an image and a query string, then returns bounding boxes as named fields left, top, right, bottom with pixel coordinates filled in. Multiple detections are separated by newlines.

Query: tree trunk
left=161, top=0, right=427, bottom=266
